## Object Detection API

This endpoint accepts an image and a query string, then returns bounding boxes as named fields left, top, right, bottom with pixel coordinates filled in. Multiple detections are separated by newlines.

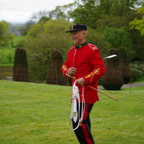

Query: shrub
left=13, top=48, right=30, bottom=82
left=130, top=68, right=141, bottom=82
left=101, top=48, right=124, bottom=90
left=130, top=61, right=144, bottom=82
left=46, top=49, right=67, bottom=85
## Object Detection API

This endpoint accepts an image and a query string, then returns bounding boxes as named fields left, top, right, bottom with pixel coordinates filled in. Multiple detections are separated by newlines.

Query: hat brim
left=65, top=29, right=84, bottom=33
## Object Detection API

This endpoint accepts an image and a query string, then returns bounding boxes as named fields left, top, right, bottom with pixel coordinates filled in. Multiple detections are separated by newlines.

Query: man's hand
left=67, top=67, right=77, bottom=76
left=76, top=78, right=85, bottom=86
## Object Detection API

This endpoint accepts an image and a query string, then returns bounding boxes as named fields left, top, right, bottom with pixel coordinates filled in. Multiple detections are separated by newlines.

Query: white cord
left=69, top=83, right=85, bottom=131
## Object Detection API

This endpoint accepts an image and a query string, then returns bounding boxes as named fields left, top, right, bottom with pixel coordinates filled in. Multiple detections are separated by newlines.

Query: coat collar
left=75, top=41, right=88, bottom=49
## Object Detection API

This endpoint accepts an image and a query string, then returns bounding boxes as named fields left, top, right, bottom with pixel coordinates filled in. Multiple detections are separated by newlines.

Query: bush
left=13, top=48, right=30, bottom=82
left=130, top=68, right=140, bottom=82
left=46, top=49, right=67, bottom=85
left=130, top=61, right=144, bottom=82
left=101, top=48, right=124, bottom=90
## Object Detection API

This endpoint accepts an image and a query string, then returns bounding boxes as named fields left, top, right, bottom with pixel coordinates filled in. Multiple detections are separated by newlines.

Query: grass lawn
left=0, top=36, right=25, bottom=66
left=0, top=81, right=144, bottom=144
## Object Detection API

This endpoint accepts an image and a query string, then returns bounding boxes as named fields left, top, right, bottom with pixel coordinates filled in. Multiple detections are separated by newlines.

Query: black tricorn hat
left=65, top=23, right=87, bottom=33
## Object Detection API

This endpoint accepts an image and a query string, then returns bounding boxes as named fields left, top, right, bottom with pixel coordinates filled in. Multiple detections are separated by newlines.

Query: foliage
left=0, top=50, right=14, bottom=64
left=128, top=29, right=144, bottom=62
left=46, top=49, right=67, bottom=85
left=15, top=39, right=25, bottom=47
left=130, top=61, right=144, bottom=82
left=6, top=53, right=13, bottom=63
left=96, top=15, right=126, bottom=31
left=96, top=11, right=144, bottom=62
left=101, top=48, right=124, bottom=90
left=30, top=3, right=76, bottom=22
left=101, top=0, right=143, bottom=16
left=103, top=26, right=132, bottom=49
left=0, top=21, right=15, bottom=47
left=70, top=0, right=100, bottom=29
left=25, top=1, right=144, bottom=63
left=119, top=47, right=130, bottom=84
left=129, top=7, right=144, bottom=36
left=130, top=68, right=142, bottom=82
left=86, top=27, right=110, bottom=57
left=13, top=48, right=30, bottom=82
left=20, top=20, right=36, bottom=36
left=70, top=0, right=144, bottom=29
left=24, top=35, right=51, bottom=82
left=135, top=75, right=144, bottom=83
left=38, top=16, right=51, bottom=23
left=69, top=1, right=144, bottom=62
left=25, top=19, right=73, bottom=82
left=12, top=36, right=26, bottom=48
left=0, top=36, right=26, bottom=68
left=0, top=81, right=144, bottom=144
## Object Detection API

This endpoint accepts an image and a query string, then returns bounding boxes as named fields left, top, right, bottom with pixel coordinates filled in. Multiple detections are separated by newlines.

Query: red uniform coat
left=62, top=43, right=105, bottom=103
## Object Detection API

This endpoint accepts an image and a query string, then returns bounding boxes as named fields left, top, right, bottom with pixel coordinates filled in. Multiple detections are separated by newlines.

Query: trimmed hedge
left=46, top=49, right=67, bottom=85
left=13, top=48, right=30, bottom=82
left=101, top=48, right=124, bottom=90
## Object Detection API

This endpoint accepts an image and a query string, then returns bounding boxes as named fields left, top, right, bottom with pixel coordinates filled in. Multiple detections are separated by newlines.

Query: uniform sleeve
left=83, top=49, right=105, bottom=85
left=61, top=56, right=69, bottom=78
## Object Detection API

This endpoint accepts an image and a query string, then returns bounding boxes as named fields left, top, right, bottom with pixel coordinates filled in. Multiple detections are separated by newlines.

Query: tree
left=31, top=10, right=50, bottom=22
left=86, top=27, right=110, bottom=57
left=25, top=19, right=73, bottom=82
left=96, top=10, right=144, bottom=62
left=70, top=0, right=100, bottom=29
left=103, top=26, right=132, bottom=49
left=29, top=3, right=76, bottom=23
left=39, top=16, right=51, bottom=23
left=49, top=3, right=77, bottom=21
left=20, top=20, right=36, bottom=36
left=106, top=0, right=143, bottom=16
left=129, top=7, right=144, bottom=36
left=70, top=0, right=144, bottom=29
left=0, top=21, right=15, bottom=47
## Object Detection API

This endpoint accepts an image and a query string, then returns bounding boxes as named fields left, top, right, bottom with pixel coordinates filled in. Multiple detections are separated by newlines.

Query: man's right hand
left=67, top=67, right=77, bottom=76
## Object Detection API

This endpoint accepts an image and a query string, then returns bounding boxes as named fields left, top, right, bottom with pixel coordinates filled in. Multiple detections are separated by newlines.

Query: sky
left=0, top=0, right=75, bottom=23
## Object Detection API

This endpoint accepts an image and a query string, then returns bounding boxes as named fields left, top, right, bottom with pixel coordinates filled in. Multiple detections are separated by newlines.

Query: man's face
left=71, top=31, right=85, bottom=45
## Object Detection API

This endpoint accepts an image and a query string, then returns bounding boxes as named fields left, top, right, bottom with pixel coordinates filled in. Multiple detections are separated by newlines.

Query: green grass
left=0, top=81, right=144, bottom=144
left=0, top=63, right=14, bottom=67
left=0, top=67, right=13, bottom=79
left=0, top=36, right=25, bottom=66
left=13, top=36, right=25, bottom=46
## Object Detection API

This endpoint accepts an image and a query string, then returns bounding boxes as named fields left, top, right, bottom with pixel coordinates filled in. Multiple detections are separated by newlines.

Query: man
left=62, top=23, right=105, bottom=144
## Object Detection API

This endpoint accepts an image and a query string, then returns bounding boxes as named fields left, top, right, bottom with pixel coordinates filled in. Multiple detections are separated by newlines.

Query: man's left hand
left=75, top=78, right=85, bottom=86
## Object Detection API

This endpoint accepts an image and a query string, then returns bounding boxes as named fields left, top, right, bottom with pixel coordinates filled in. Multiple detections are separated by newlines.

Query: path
left=98, top=83, right=144, bottom=90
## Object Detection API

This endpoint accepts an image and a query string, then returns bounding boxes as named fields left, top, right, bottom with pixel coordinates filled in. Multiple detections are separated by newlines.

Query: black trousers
left=72, top=103, right=95, bottom=144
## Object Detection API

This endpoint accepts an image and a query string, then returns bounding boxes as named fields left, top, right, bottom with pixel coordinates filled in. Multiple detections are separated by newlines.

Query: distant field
left=13, top=36, right=25, bottom=46
left=0, top=36, right=25, bottom=66
left=0, top=81, right=144, bottom=144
